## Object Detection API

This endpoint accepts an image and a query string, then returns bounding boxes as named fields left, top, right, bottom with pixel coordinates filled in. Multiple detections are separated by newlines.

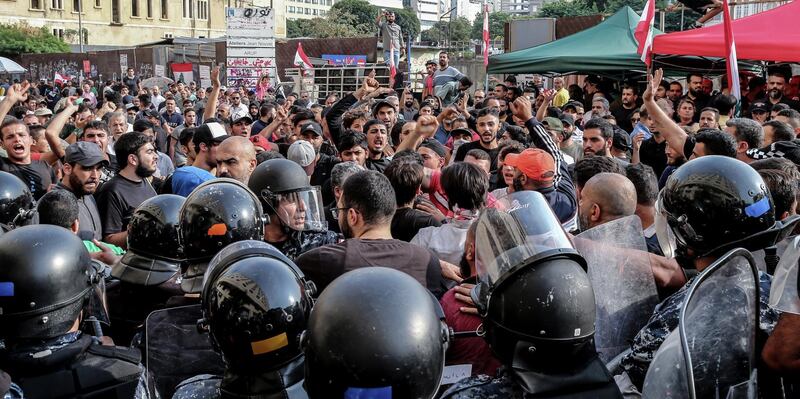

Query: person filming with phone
left=376, top=9, right=404, bottom=71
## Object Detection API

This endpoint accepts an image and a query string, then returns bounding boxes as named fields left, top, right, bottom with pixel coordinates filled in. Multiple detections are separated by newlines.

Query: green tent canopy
left=488, top=7, right=657, bottom=76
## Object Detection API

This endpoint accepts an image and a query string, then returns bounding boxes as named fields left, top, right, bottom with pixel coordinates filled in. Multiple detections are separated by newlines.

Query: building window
left=73, top=0, right=80, bottom=11
left=305, top=7, right=310, bottom=14
left=183, top=0, right=193, bottom=18
left=131, top=0, right=139, bottom=16
left=288, top=5, right=294, bottom=12
left=95, top=0, right=101, bottom=7
left=160, top=0, right=167, bottom=18
left=52, top=28, right=64, bottom=38
left=111, top=0, right=121, bottom=21
left=146, top=0, right=152, bottom=17
left=31, top=0, right=43, bottom=9
left=51, top=0, right=63, bottom=9
left=197, top=0, right=208, bottom=19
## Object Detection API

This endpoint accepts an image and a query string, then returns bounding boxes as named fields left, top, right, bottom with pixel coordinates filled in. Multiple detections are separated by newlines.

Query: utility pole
left=78, top=0, right=84, bottom=84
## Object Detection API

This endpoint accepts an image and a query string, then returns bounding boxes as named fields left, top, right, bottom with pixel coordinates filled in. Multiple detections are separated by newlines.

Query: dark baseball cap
left=372, top=99, right=397, bottom=116
left=749, top=102, right=770, bottom=114
left=65, top=141, right=109, bottom=167
left=418, top=139, right=447, bottom=158
left=450, top=127, right=473, bottom=139
left=300, top=122, right=323, bottom=137
left=144, top=109, right=160, bottom=118
left=612, top=130, right=632, bottom=152
left=542, top=117, right=564, bottom=132
left=560, top=114, right=575, bottom=127
left=194, top=122, right=229, bottom=146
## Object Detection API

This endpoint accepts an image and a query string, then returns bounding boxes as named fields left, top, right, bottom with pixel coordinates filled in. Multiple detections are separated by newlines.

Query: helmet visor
left=655, top=196, right=679, bottom=259
left=475, top=191, right=573, bottom=288
left=275, top=187, right=327, bottom=232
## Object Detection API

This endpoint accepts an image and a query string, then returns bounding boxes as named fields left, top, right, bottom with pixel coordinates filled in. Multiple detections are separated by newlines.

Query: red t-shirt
left=426, top=169, right=451, bottom=217
left=440, top=287, right=502, bottom=377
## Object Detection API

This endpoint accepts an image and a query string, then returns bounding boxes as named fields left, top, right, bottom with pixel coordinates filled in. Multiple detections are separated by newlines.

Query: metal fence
left=282, top=63, right=395, bottom=101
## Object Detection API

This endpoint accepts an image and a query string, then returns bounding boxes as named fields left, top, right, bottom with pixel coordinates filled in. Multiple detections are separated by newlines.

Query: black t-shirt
left=0, top=157, right=55, bottom=200
left=95, top=174, right=157, bottom=236
left=611, top=105, right=638, bottom=133
left=295, top=238, right=449, bottom=298
left=453, top=141, right=501, bottom=172
left=683, top=135, right=697, bottom=160
left=755, top=97, right=800, bottom=112
left=639, top=137, right=668, bottom=178
left=310, top=153, right=340, bottom=188
left=391, top=207, right=441, bottom=242
left=365, top=156, right=392, bottom=174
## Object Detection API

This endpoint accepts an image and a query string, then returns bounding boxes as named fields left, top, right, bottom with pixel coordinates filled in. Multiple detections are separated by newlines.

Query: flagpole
left=483, top=0, right=489, bottom=92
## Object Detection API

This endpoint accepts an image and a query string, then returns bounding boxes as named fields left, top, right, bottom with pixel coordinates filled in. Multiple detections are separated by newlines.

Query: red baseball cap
left=504, top=148, right=555, bottom=182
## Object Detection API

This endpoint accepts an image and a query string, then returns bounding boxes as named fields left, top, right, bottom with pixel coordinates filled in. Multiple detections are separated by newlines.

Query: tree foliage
left=0, top=23, right=69, bottom=57
left=471, top=11, right=511, bottom=40
left=537, top=0, right=703, bottom=32
left=390, top=8, right=421, bottom=42
left=291, top=0, right=420, bottom=41
left=330, top=0, right=378, bottom=27
left=421, top=16, right=471, bottom=43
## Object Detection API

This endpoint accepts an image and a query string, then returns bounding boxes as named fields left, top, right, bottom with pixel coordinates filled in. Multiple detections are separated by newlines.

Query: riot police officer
left=0, top=225, right=144, bottom=398
left=441, top=191, right=623, bottom=398
left=247, top=159, right=340, bottom=260
left=179, top=178, right=266, bottom=294
left=171, top=240, right=314, bottom=399
left=302, top=267, right=450, bottom=399
left=108, top=194, right=186, bottom=344
left=0, top=171, right=34, bottom=231
left=620, top=155, right=796, bottom=391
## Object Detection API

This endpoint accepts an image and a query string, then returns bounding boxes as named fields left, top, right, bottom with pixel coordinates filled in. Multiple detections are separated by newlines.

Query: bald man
left=578, top=172, right=637, bottom=231
left=216, top=136, right=257, bottom=184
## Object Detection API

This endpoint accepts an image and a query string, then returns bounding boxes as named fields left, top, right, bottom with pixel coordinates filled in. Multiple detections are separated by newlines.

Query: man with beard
left=577, top=172, right=637, bottom=232
left=0, top=118, right=56, bottom=201
left=582, top=118, right=625, bottom=165
left=433, top=52, right=465, bottom=95
left=295, top=169, right=450, bottom=298
left=758, top=70, right=800, bottom=111
left=372, top=99, right=398, bottom=136
left=453, top=108, right=501, bottom=171
left=400, top=89, right=417, bottom=121
left=171, top=123, right=227, bottom=196
left=611, top=85, right=640, bottom=133
left=95, top=132, right=158, bottom=248
left=215, top=136, right=257, bottom=184
left=363, top=119, right=393, bottom=173
left=52, top=142, right=106, bottom=240
left=698, top=107, right=720, bottom=130
left=635, top=108, right=668, bottom=178
left=681, top=73, right=709, bottom=119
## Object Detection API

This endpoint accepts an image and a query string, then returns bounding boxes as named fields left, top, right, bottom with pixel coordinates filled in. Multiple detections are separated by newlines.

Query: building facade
left=282, top=0, right=333, bottom=20
left=0, top=0, right=289, bottom=49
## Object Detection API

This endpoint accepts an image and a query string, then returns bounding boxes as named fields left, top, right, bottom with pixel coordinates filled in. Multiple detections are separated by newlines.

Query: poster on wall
left=226, top=7, right=275, bottom=88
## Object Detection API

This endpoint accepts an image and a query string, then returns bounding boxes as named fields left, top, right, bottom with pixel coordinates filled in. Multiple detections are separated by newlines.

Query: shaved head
left=579, top=172, right=637, bottom=230
left=216, top=136, right=257, bottom=184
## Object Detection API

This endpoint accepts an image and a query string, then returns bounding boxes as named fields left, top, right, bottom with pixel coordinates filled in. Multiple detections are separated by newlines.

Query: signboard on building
left=322, top=54, right=367, bottom=66
left=226, top=7, right=275, bottom=88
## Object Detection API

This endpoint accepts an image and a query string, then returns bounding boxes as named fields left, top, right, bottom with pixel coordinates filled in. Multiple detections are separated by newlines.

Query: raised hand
left=509, top=96, right=534, bottom=121
left=416, top=115, right=439, bottom=139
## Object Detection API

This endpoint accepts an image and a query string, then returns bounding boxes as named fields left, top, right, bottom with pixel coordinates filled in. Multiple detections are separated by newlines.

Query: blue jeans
left=383, top=49, right=400, bottom=68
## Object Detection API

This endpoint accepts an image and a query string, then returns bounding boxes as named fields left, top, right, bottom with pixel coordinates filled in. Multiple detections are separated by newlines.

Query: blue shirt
left=171, top=166, right=214, bottom=197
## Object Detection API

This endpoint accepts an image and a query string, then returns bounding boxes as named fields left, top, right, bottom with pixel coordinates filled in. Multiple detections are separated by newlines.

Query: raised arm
left=0, top=81, right=30, bottom=122
left=644, top=69, right=688, bottom=157
left=203, top=66, right=221, bottom=121
left=510, top=96, right=565, bottom=186
left=41, top=97, right=80, bottom=163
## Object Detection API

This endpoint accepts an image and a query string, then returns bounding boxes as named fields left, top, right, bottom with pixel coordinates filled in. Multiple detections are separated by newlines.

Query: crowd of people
left=1, top=53, right=800, bottom=398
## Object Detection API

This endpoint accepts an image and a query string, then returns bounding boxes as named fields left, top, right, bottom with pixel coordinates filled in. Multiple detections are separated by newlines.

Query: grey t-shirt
left=433, top=66, right=464, bottom=88
left=379, top=21, right=403, bottom=51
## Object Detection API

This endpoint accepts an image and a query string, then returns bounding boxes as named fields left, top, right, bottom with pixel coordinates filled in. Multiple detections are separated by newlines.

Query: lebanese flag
left=723, top=0, right=740, bottom=100
left=171, top=63, right=194, bottom=84
left=388, top=44, right=396, bottom=81
left=54, top=72, right=72, bottom=85
left=635, top=0, right=656, bottom=67
left=483, top=4, right=490, bottom=66
left=294, top=42, right=313, bottom=76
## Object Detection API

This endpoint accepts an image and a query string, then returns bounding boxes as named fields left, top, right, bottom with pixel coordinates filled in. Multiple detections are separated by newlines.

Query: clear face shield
left=654, top=195, right=680, bottom=259
left=472, top=192, right=575, bottom=310
left=273, top=187, right=327, bottom=232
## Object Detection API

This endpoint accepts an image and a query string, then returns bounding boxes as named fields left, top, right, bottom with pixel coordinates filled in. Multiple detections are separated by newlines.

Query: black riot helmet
left=199, top=240, right=315, bottom=372
left=247, top=158, right=327, bottom=232
left=179, top=178, right=265, bottom=293
left=302, top=267, right=450, bottom=399
left=656, top=156, right=783, bottom=259
left=112, top=194, right=185, bottom=286
left=0, top=225, right=97, bottom=341
left=0, top=171, right=35, bottom=229
left=471, top=192, right=597, bottom=371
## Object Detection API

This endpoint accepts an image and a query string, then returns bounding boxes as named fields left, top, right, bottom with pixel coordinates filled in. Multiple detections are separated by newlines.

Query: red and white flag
left=482, top=4, right=490, bottom=67
left=54, top=72, right=72, bottom=85
left=723, top=0, right=740, bottom=100
left=635, top=0, right=656, bottom=67
left=293, top=42, right=313, bottom=76
left=388, top=44, right=397, bottom=81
